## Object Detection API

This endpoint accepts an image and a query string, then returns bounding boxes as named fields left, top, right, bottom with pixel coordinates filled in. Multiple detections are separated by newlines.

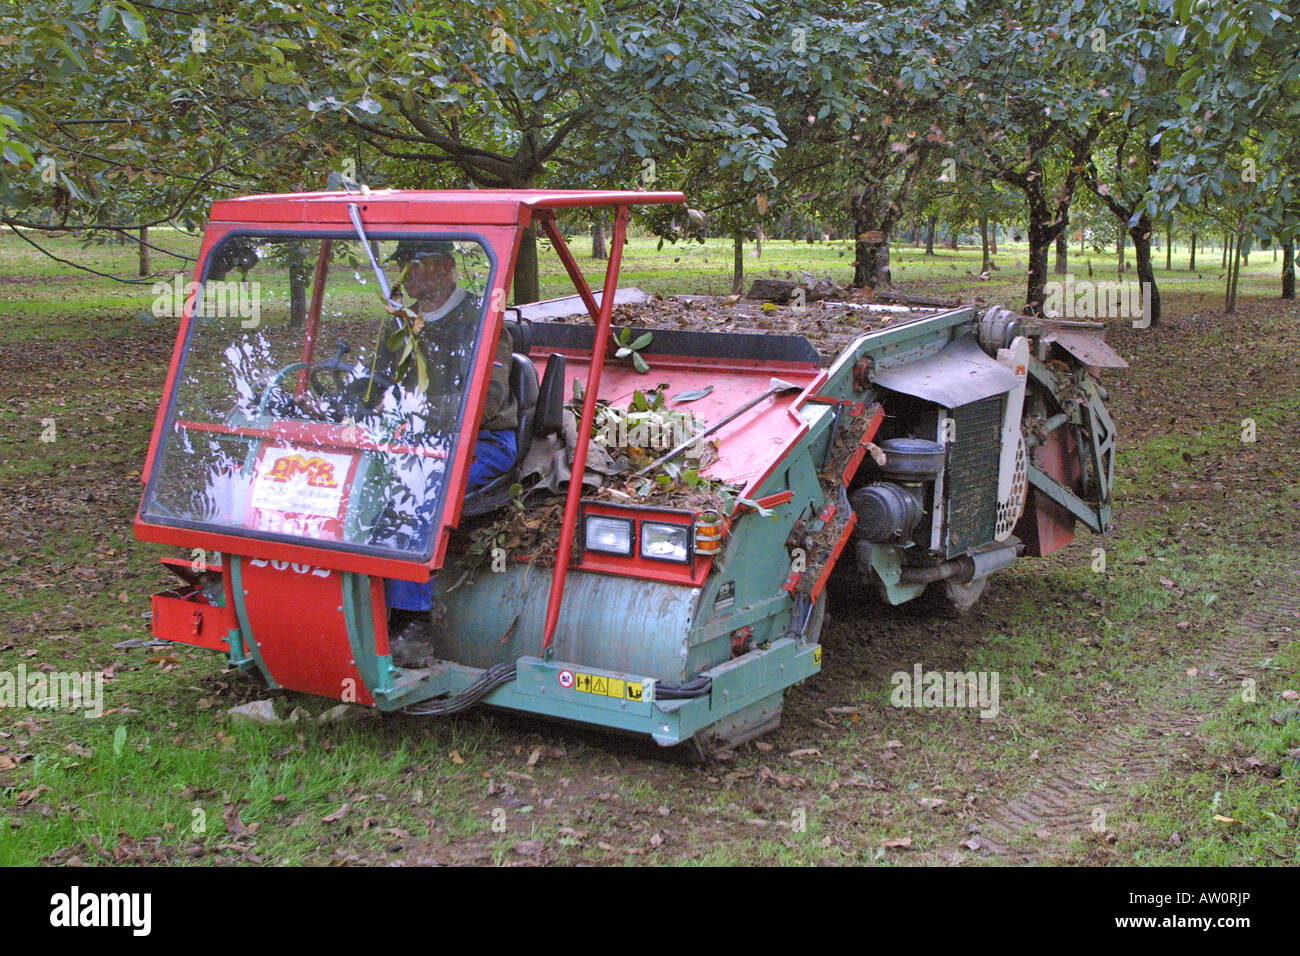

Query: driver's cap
left=387, top=239, right=456, bottom=263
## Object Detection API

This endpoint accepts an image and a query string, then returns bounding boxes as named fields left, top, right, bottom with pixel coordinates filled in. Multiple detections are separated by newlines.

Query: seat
left=459, top=310, right=569, bottom=517
left=461, top=353, right=538, bottom=517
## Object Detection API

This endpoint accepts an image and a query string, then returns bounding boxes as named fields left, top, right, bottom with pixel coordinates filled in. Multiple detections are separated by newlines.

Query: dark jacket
left=377, top=289, right=518, bottom=432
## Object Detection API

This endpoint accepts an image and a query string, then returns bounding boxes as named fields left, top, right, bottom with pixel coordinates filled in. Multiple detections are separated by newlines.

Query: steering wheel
left=255, top=339, right=393, bottom=421
left=255, top=363, right=396, bottom=422
left=255, top=362, right=337, bottom=419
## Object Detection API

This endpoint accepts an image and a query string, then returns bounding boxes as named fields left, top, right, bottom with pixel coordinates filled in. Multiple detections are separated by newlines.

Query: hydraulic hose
left=400, top=661, right=517, bottom=716
left=654, top=676, right=712, bottom=700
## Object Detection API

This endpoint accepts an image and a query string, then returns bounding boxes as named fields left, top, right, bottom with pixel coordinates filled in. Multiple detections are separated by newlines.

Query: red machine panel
left=151, top=587, right=236, bottom=653
left=1018, top=427, right=1081, bottom=556
left=237, top=559, right=377, bottom=705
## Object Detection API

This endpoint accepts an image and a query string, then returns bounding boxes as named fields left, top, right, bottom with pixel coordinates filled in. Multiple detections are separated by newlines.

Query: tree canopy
left=5, top=0, right=1298, bottom=310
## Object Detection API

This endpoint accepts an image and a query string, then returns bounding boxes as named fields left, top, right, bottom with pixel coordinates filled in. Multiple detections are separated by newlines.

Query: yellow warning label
left=571, top=672, right=647, bottom=702
left=813, top=646, right=823, bottom=666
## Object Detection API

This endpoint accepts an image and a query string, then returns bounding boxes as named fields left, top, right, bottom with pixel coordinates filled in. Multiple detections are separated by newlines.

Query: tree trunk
left=944, top=227, right=958, bottom=250
left=1165, top=219, right=1173, bottom=270
left=989, top=221, right=998, bottom=255
left=1189, top=232, right=1196, bottom=271
left=1012, top=128, right=1093, bottom=315
left=287, top=240, right=308, bottom=328
left=755, top=227, right=763, bottom=258
left=1225, top=233, right=1241, bottom=313
left=1129, top=215, right=1161, bottom=326
left=1230, top=236, right=1243, bottom=312
left=924, top=216, right=936, bottom=255
left=592, top=223, right=607, bottom=260
left=979, top=217, right=991, bottom=272
left=1116, top=231, right=1125, bottom=277
left=1222, top=234, right=1234, bottom=303
left=1025, top=201, right=1054, bottom=315
left=138, top=226, right=150, bottom=276
left=846, top=149, right=929, bottom=288
left=853, top=231, right=892, bottom=289
left=731, top=233, right=744, bottom=295
left=1054, top=232, right=1068, bottom=274
left=1283, top=239, right=1295, bottom=300
left=851, top=195, right=894, bottom=289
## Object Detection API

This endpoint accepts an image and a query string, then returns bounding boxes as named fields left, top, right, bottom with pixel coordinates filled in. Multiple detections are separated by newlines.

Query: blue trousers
left=385, top=429, right=517, bottom=611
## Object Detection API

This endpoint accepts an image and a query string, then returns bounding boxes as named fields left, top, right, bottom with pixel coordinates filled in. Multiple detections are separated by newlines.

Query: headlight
left=584, top=515, right=633, bottom=555
left=640, top=521, right=690, bottom=563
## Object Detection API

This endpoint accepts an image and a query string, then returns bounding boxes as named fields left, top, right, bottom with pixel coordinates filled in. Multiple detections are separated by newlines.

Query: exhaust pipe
left=899, top=538, right=1022, bottom=586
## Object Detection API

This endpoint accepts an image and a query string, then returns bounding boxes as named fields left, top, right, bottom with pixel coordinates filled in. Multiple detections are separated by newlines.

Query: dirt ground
left=2, top=285, right=1298, bottom=866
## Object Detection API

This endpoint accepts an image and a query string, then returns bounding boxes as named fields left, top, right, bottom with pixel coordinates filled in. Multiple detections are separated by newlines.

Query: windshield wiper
left=347, top=202, right=403, bottom=322
left=348, top=202, right=430, bottom=394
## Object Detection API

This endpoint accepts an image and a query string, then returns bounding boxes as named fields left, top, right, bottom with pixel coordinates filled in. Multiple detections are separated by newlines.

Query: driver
left=381, top=239, right=518, bottom=666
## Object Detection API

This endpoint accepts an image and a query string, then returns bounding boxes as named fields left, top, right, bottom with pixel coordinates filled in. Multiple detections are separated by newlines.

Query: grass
left=1, top=226, right=1298, bottom=865
left=1122, top=651, right=1300, bottom=865
left=3, top=226, right=1294, bottom=322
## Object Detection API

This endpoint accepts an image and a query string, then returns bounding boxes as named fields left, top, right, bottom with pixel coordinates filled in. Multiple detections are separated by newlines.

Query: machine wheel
left=686, top=593, right=825, bottom=761
left=689, top=692, right=786, bottom=761
left=920, top=574, right=988, bottom=615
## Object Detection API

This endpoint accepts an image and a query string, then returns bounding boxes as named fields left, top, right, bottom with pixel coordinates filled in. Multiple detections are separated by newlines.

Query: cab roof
left=208, top=188, right=686, bottom=227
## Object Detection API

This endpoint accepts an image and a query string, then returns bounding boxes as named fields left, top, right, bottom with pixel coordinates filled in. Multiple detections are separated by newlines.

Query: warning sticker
left=557, top=670, right=574, bottom=689
left=813, top=646, right=823, bottom=666
left=569, top=671, right=648, bottom=702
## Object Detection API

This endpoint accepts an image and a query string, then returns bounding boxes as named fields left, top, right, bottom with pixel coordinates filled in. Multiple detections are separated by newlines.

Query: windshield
left=141, top=233, right=495, bottom=562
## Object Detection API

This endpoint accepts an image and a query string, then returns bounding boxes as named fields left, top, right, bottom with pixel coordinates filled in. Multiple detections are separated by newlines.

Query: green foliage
left=0, top=2, right=355, bottom=231
left=612, top=327, right=652, bottom=373
left=464, top=483, right=527, bottom=567
left=1155, top=0, right=1300, bottom=242
left=6, top=0, right=1300, bottom=307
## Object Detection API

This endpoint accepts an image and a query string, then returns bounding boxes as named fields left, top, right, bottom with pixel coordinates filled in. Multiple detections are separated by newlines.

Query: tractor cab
left=137, top=190, right=679, bottom=578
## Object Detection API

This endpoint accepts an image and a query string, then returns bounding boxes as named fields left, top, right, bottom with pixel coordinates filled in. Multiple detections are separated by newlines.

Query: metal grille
left=945, top=396, right=1003, bottom=557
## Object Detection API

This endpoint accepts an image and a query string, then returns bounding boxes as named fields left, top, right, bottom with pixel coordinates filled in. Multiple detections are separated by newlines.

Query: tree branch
left=3, top=224, right=166, bottom=283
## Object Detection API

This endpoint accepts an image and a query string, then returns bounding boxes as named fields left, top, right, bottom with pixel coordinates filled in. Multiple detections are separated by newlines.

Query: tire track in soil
left=972, top=571, right=1300, bottom=860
